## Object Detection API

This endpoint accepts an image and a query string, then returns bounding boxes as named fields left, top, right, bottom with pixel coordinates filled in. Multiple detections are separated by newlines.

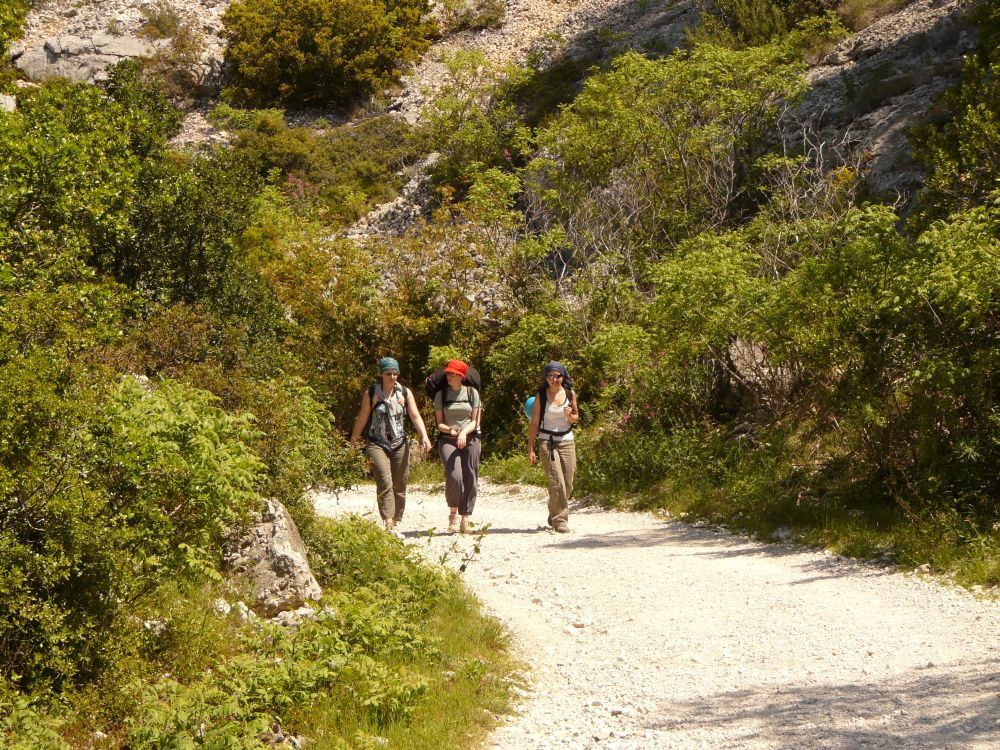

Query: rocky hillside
left=7, top=0, right=981, bottom=200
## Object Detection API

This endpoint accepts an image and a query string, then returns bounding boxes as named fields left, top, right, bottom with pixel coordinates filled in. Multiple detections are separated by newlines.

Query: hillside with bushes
left=1, top=0, right=998, bottom=746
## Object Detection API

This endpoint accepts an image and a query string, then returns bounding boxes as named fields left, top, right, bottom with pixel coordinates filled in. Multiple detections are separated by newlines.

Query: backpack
left=424, top=365, right=482, bottom=403
left=536, top=382, right=575, bottom=432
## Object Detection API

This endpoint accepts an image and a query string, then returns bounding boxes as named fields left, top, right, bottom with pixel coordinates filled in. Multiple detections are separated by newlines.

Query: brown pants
left=540, top=438, right=576, bottom=527
left=365, top=441, right=410, bottom=522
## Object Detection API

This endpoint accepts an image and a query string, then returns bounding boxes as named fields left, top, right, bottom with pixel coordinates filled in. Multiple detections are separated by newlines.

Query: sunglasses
left=546, top=373, right=563, bottom=379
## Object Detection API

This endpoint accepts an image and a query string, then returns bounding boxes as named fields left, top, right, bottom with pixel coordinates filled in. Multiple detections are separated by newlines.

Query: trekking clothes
left=540, top=438, right=576, bottom=528
left=368, top=383, right=407, bottom=450
left=433, top=385, right=480, bottom=433
left=438, top=436, right=481, bottom=516
left=365, top=440, right=410, bottom=522
left=539, top=395, right=575, bottom=455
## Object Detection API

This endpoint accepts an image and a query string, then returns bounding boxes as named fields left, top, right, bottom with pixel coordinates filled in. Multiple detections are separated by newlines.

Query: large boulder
left=224, top=500, right=323, bottom=617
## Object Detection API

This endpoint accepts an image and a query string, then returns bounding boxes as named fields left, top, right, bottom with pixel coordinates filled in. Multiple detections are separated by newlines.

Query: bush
left=526, top=44, right=807, bottom=285
left=0, top=376, right=264, bottom=690
left=0, top=0, right=28, bottom=57
left=222, top=0, right=434, bottom=107
left=139, top=0, right=182, bottom=40
left=911, top=2, right=1000, bottom=229
left=420, top=51, right=529, bottom=191
left=213, top=105, right=423, bottom=226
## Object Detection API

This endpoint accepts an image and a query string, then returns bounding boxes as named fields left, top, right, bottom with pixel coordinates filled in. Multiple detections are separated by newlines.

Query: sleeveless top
left=540, top=391, right=574, bottom=443
left=368, top=383, right=407, bottom=450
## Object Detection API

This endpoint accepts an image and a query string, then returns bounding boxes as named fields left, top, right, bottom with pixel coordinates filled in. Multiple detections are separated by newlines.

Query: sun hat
left=379, top=356, right=400, bottom=373
left=443, top=359, right=468, bottom=378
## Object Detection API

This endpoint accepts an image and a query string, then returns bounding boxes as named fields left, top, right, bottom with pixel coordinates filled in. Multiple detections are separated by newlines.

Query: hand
left=421, top=436, right=432, bottom=453
left=528, top=448, right=537, bottom=465
left=457, top=432, right=467, bottom=449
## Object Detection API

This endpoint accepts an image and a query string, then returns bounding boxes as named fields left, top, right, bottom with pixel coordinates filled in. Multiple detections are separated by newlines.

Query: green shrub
left=526, top=43, right=807, bottom=285
left=911, top=2, right=1000, bottom=229
left=222, top=0, right=434, bottom=106
left=0, top=376, right=264, bottom=690
left=139, top=0, right=182, bottom=40
left=213, top=105, right=423, bottom=225
left=420, top=51, right=530, bottom=190
left=0, top=0, right=28, bottom=56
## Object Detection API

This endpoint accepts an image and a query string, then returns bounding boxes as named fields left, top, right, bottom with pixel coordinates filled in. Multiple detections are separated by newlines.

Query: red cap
left=443, top=359, right=468, bottom=378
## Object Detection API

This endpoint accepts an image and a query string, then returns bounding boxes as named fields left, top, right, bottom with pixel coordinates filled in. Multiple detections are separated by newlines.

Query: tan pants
left=365, top=441, right=410, bottom=522
left=540, top=438, right=576, bottom=527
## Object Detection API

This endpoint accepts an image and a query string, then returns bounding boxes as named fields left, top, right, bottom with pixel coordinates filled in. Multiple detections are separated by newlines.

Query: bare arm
left=565, top=392, right=580, bottom=423
left=405, top=389, right=433, bottom=452
left=350, top=390, right=372, bottom=444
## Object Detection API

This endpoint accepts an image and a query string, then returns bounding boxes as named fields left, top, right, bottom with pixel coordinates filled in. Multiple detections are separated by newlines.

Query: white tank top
left=541, top=394, right=574, bottom=442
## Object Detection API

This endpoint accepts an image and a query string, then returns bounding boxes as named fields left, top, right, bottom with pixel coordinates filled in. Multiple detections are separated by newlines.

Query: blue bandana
left=379, top=356, right=400, bottom=373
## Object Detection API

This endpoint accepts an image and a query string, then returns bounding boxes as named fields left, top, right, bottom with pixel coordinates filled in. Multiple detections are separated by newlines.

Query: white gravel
left=314, top=478, right=1000, bottom=749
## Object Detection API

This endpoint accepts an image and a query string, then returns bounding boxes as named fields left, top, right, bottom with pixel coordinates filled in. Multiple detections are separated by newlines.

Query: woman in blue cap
left=351, top=356, right=433, bottom=536
left=527, top=361, right=579, bottom=532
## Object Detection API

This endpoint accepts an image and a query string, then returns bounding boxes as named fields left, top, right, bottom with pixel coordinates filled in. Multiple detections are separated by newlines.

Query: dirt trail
left=314, top=479, right=1000, bottom=749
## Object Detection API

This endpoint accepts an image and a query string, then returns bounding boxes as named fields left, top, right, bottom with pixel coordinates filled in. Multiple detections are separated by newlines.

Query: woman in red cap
left=433, top=359, right=481, bottom=533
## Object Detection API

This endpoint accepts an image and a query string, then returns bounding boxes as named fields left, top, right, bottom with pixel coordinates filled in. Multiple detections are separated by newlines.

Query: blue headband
left=379, top=357, right=400, bottom=373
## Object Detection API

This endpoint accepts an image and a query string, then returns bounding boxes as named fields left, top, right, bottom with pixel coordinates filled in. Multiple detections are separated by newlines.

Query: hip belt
left=538, top=427, right=572, bottom=459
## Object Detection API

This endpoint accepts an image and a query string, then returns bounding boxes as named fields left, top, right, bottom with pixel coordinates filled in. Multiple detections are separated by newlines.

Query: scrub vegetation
left=0, top=0, right=997, bottom=745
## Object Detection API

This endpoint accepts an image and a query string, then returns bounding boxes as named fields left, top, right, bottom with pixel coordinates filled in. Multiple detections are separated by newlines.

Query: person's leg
left=364, top=443, right=394, bottom=522
left=388, top=441, right=410, bottom=524
left=556, top=440, right=576, bottom=527
left=438, top=440, right=462, bottom=530
left=540, top=441, right=569, bottom=529
left=458, top=439, right=481, bottom=532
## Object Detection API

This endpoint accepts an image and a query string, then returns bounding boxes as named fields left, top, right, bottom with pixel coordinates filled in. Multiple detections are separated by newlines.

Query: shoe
left=553, top=523, right=570, bottom=533
left=459, top=516, right=471, bottom=534
left=448, top=513, right=459, bottom=533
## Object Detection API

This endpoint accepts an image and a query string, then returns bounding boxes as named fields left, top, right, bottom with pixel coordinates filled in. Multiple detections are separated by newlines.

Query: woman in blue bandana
left=527, top=361, right=579, bottom=533
left=351, top=357, right=433, bottom=536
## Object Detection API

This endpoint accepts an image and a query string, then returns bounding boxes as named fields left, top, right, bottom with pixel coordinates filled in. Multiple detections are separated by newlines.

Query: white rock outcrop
left=224, top=499, right=323, bottom=617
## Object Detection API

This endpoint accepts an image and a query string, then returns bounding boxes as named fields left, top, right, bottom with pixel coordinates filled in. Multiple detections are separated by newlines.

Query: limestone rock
left=224, top=499, right=322, bottom=617
left=790, top=0, right=978, bottom=201
left=0, top=94, right=14, bottom=113
left=13, top=34, right=158, bottom=84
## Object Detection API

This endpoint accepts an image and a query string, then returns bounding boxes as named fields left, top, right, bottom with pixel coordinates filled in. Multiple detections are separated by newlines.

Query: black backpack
left=424, top=365, right=482, bottom=404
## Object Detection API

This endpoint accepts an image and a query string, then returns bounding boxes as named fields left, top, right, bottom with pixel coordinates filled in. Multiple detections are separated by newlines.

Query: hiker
left=433, top=359, right=481, bottom=534
left=351, top=356, right=433, bottom=536
left=527, top=361, right=579, bottom=533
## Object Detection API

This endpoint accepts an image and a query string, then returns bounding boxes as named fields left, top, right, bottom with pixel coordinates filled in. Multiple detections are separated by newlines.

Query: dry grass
left=837, top=0, right=909, bottom=32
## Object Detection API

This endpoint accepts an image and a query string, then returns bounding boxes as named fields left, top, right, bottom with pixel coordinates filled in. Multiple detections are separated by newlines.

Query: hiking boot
left=448, top=513, right=459, bottom=533
left=459, top=516, right=471, bottom=534
left=553, top=523, right=570, bottom=533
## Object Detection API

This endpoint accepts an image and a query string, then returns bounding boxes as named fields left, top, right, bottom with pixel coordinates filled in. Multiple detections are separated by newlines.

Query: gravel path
left=314, top=479, right=1000, bottom=749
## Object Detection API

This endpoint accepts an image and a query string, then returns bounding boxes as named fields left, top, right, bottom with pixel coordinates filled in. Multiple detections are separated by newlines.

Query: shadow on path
left=648, top=661, right=1000, bottom=749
